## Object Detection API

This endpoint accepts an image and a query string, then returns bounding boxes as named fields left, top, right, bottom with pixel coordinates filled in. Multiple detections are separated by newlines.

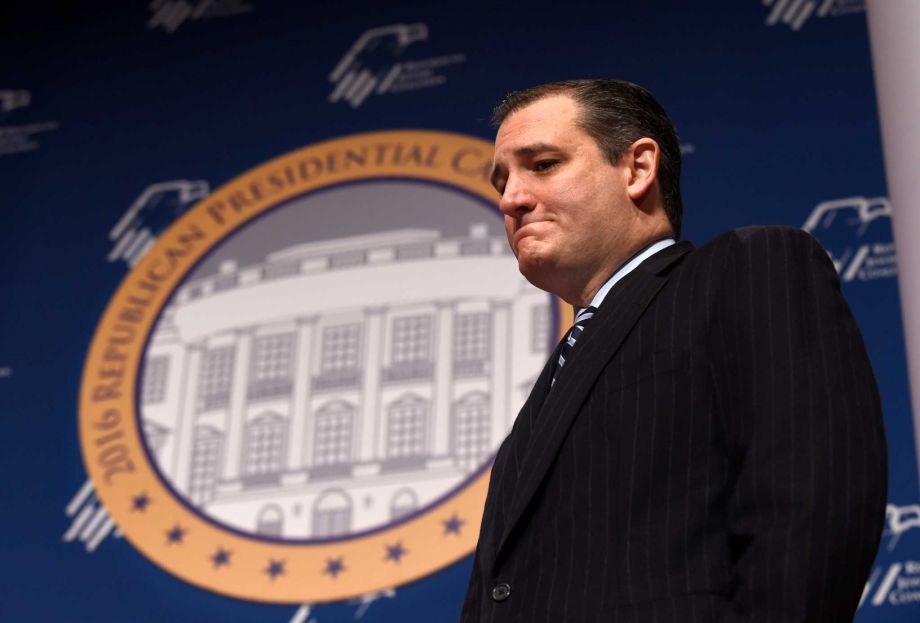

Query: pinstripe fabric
left=461, top=227, right=887, bottom=623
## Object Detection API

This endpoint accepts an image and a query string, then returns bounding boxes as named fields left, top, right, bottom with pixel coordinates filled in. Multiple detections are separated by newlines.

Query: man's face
left=490, top=95, right=641, bottom=304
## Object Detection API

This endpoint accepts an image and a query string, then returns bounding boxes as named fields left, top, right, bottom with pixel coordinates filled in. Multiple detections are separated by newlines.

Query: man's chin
left=516, top=257, right=556, bottom=292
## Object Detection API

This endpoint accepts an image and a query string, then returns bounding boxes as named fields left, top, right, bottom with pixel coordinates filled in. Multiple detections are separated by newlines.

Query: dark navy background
left=1, top=1, right=915, bottom=621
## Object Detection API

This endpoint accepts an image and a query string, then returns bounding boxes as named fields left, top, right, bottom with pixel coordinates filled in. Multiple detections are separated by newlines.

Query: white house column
left=490, top=301, right=511, bottom=443
left=359, top=307, right=385, bottom=463
left=221, top=328, right=253, bottom=480
left=158, top=342, right=187, bottom=471
left=172, top=343, right=202, bottom=491
left=432, top=301, right=455, bottom=456
left=288, top=315, right=318, bottom=471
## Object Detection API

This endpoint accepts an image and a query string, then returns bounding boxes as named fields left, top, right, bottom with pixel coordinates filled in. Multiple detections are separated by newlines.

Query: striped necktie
left=552, top=306, right=597, bottom=386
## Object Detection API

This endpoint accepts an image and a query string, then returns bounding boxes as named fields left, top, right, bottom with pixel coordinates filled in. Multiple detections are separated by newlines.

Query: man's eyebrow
left=490, top=142, right=562, bottom=189
left=511, top=142, right=562, bottom=159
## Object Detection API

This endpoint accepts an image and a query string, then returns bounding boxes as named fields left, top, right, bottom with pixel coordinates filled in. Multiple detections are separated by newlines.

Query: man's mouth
left=514, top=221, right=547, bottom=246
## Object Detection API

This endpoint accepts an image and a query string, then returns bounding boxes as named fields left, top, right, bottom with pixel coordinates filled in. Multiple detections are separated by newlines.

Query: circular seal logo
left=78, top=130, right=567, bottom=603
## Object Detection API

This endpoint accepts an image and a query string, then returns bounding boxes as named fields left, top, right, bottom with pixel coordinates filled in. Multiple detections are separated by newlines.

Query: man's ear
left=625, top=138, right=659, bottom=204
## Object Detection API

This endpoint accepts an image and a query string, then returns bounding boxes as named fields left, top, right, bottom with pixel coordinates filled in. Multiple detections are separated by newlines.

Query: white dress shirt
left=580, top=238, right=676, bottom=313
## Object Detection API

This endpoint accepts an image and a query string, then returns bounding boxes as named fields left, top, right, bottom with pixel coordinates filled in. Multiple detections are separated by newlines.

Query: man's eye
left=534, top=160, right=558, bottom=172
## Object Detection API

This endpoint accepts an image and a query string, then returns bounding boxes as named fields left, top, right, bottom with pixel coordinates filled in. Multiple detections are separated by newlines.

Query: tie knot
left=552, top=306, right=598, bottom=386
left=574, top=306, right=598, bottom=327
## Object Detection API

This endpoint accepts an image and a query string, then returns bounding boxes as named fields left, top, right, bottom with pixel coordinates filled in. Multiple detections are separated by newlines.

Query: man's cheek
left=504, top=219, right=518, bottom=257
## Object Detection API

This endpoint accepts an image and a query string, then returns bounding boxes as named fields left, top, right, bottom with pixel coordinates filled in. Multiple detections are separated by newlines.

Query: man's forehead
left=495, top=94, right=581, bottom=145
left=492, top=95, right=585, bottom=173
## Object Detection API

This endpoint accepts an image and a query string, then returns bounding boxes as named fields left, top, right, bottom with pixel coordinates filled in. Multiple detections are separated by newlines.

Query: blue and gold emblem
left=78, top=130, right=566, bottom=602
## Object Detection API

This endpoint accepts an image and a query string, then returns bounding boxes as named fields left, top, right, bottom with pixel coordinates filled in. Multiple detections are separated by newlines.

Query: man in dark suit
left=461, top=80, right=888, bottom=622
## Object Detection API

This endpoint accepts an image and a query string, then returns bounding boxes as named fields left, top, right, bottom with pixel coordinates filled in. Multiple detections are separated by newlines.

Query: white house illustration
left=140, top=224, right=552, bottom=539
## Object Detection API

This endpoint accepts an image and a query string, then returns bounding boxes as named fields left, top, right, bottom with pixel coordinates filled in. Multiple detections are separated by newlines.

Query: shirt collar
left=578, top=238, right=676, bottom=313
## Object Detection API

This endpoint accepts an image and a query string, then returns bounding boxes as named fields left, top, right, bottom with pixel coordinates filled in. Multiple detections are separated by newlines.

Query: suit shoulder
left=684, top=227, right=834, bottom=286
left=733, top=225, right=819, bottom=246
left=696, top=225, right=825, bottom=257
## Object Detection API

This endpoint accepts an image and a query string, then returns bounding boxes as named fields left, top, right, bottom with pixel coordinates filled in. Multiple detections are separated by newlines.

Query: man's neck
left=575, top=237, right=676, bottom=312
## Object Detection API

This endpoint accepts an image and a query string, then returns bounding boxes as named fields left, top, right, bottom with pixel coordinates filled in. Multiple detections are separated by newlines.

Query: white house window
left=460, top=239, right=490, bottom=255
left=396, top=243, right=432, bottom=260
left=214, top=273, right=238, bottom=292
left=313, top=490, right=352, bottom=537
left=249, top=333, right=295, bottom=399
left=386, top=394, right=428, bottom=461
left=390, top=488, right=418, bottom=520
left=141, top=355, right=170, bottom=404
left=314, top=401, right=354, bottom=467
left=330, top=250, right=365, bottom=269
left=142, top=420, right=169, bottom=461
left=392, top=315, right=432, bottom=364
left=321, top=324, right=361, bottom=373
left=454, top=312, right=490, bottom=372
left=197, top=345, right=235, bottom=411
left=256, top=504, right=284, bottom=537
left=454, top=392, right=491, bottom=471
left=531, top=304, right=551, bottom=353
left=263, top=260, right=300, bottom=280
left=188, top=426, right=223, bottom=505
left=243, top=413, right=286, bottom=480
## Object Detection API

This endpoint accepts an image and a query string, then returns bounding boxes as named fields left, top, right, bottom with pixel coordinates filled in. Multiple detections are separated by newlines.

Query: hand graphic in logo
left=802, top=196, right=892, bottom=280
left=884, top=503, right=920, bottom=551
left=108, top=180, right=210, bottom=266
left=328, top=23, right=428, bottom=108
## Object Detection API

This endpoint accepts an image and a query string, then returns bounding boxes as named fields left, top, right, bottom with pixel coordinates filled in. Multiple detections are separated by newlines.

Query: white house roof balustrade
left=171, top=227, right=517, bottom=343
left=140, top=193, right=551, bottom=540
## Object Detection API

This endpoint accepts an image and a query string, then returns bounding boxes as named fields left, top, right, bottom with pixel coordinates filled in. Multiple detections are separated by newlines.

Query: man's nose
left=498, top=175, right=535, bottom=218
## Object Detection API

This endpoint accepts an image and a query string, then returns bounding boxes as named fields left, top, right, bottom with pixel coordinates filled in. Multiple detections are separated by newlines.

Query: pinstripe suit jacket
left=461, top=226, right=887, bottom=622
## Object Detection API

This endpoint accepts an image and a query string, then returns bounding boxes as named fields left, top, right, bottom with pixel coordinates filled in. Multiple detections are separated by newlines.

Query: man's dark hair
left=492, top=79, right=683, bottom=238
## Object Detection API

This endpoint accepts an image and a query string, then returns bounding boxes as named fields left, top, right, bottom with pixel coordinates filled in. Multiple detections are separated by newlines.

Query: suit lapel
left=490, top=242, right=692, bottom=571
left=518, top=337, right=563, bottom=430
left=477, top=337, right=563, bottom=573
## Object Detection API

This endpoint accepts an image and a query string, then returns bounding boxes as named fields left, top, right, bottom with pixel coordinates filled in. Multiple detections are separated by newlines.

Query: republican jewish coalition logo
left=802, top=195, right=896, bottom=282
left=78, top=130, right=564, bottom=603
left=860, top=503, right=920, bottom=609
left=762, top=0, right=864, bottom=32
left=328, top=24, right=465, bottom=109
left=108, top=180, right=211, bottom=266
left=0, top=88, right=59, bottom=156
